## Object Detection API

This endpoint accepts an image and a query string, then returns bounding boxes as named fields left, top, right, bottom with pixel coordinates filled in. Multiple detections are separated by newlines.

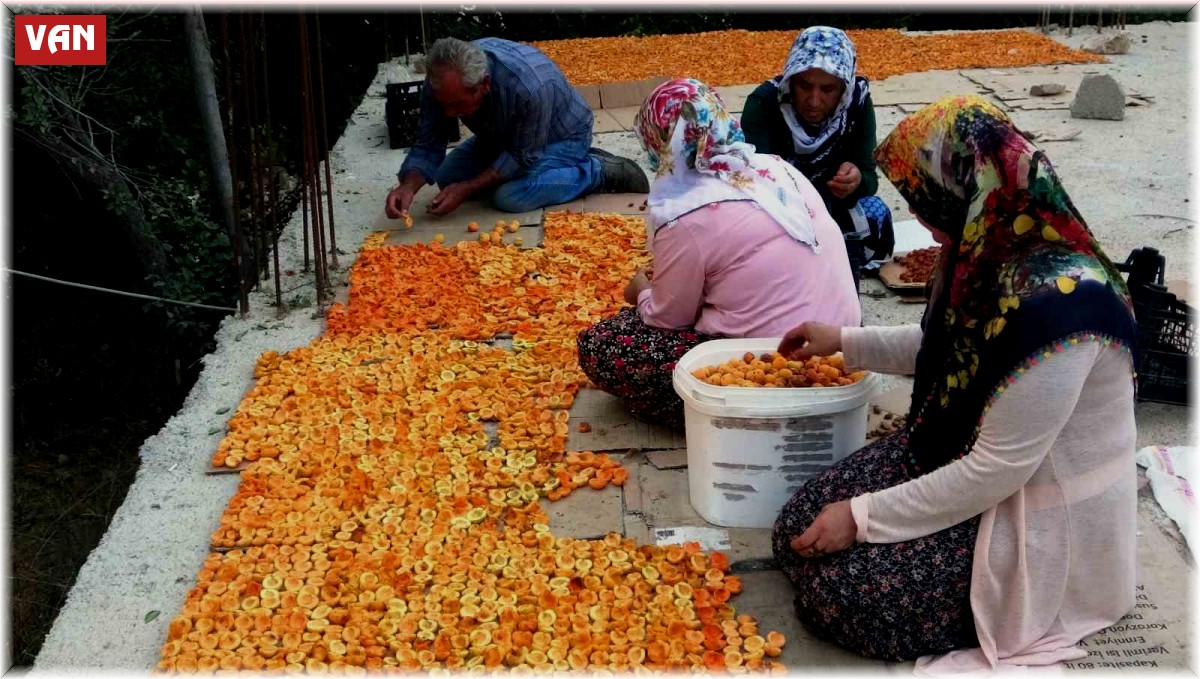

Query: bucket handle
left=687, top=388, right=726, bottom=407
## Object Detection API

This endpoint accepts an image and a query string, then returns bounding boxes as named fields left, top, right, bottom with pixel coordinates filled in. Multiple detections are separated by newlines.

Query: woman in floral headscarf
left=576, top=78, right=860, bottom=428
left=770, top=95, right=1138, bottom=673
left=742, top=27, right=894, bottom=287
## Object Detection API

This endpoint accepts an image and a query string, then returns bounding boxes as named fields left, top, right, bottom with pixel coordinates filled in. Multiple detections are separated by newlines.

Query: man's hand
left=428, top=182, right=474, bottom=217
left=623, top=267, right=652, bottom=306
left=826, top=162, right=862, bottom=199
left=790, top=500, right=856, bottom=558
left=385, top=184, right=417, bottom=219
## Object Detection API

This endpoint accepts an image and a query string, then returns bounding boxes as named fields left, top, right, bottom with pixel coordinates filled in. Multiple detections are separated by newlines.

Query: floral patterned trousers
left=771, top=432, right=980, bottom=661
left=576, top=308, right=716, bottom=430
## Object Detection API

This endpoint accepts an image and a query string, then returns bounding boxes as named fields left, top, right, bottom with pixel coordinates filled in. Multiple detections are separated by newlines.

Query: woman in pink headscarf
left=576, top=77, right=861, bottom=428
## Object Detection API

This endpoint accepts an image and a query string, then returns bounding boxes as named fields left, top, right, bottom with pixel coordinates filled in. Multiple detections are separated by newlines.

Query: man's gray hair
left=427, top=38, right=488, bottom=88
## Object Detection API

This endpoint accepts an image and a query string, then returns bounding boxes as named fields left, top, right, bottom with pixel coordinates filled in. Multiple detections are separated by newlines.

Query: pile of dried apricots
left=162, top=212, right=789, bottom=674
left=693, top=352, right=867, bottom=389
left=895, top=247, right=940, bottom=284
left=531, top=28, right=1104, bottom=87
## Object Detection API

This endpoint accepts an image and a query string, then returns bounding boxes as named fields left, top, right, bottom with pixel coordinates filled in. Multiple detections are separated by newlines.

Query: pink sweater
left=636, top=200, right=861, bottom=337
left=842, top=325, right=1138, bottom=674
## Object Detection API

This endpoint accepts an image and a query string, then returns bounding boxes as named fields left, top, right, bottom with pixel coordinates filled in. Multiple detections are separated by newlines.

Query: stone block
left=1083, top=32, right=1132, bottom=55
left=1071, top=74, right=1126, bottom=121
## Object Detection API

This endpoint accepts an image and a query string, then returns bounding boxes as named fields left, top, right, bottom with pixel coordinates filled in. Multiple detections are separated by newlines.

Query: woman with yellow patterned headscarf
left=770, top=95, right=1138, bottom=673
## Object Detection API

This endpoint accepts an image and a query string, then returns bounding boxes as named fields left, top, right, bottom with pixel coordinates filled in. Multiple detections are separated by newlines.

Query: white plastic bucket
left=673, top=338, right=879, bottom=529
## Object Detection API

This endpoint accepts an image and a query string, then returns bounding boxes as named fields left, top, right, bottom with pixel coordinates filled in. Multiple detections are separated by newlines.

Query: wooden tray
left=879, top=260, right=928, bottom=291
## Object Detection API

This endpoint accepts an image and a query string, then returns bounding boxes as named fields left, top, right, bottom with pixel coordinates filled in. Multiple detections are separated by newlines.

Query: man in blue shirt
left=385, top=37, right=649, bottom=219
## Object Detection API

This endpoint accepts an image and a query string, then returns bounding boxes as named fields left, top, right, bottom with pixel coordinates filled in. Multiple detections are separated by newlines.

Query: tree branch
left=27, top=72, right=117, bottom=137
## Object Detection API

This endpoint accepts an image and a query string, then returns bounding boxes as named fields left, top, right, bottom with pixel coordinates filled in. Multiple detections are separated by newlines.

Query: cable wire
left=4, top=268, right=239, bottom=312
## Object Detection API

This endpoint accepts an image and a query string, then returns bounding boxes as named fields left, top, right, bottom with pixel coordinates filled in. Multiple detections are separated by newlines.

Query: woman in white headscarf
left=742, top=27, right=895, bottom=288
left=576, top=77, right=860, bottom=429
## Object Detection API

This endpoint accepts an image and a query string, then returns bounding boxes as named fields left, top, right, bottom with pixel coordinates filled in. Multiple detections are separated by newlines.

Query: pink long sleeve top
left=841, top=325, right=1138, bottom=675
left=636, top=199, right=861, bottom=337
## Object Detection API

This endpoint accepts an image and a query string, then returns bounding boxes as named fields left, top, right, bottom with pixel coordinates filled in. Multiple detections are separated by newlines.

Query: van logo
left=15, top=15, right=106, bottom=66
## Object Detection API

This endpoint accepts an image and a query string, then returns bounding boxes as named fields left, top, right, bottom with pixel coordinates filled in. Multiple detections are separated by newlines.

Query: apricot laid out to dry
left=171, top=211, right=789, bottom=674
left=895, top=246, right=940, bottom=284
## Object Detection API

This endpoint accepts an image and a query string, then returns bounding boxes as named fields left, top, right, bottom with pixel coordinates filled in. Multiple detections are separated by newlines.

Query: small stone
left=1082, top=32, right=1131, bottom=55
left=1029, top=83, right=1066, bottom=97
left=1071, top=74, right=1126, bottom=121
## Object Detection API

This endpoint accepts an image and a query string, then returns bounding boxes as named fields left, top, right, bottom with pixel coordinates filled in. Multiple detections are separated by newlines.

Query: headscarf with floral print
left=777, top=26, right=871, bottom=181
left=636, top=77, right=821, bottom=251
left=875, top=94, right=1136, bottom=477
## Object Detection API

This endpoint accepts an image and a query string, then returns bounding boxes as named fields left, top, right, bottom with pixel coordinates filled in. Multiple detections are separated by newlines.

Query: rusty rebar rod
left=302, top=15, right=327, bottom=299
left=271, top=166, right=282, bottom=314
left=314, top=15, right=338, bottom=269
left=298, top=13, right=326, bottom=310
left=301, top=169, right=310, bottom=271
left=260, top=12, right=283, bottom=313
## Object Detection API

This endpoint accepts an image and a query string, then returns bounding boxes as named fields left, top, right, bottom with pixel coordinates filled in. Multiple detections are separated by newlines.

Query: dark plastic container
left=386, top=80, right=461, bottom=150
left=1115, top=247, right=1194, bottom=406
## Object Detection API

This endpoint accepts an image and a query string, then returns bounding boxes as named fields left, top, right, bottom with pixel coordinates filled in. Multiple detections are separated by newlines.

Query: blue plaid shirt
left=399, top=38, right=594, bottom=183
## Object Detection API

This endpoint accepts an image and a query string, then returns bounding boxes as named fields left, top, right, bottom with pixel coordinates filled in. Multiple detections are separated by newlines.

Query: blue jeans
left=436, top=136, right=602, bottom=213
left=831, top=195, right=895, bottom=294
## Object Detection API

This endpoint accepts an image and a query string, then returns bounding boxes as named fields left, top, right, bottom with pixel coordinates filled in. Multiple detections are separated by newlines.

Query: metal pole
left=220, top=12, right=249, bottom=315
left=420, top=5, right=428, bottom=54
left=248, top=12, right=269, bottom=282
left=259, top=15, right=276, bottom=238
left=238, top=12, right=262, bottom=290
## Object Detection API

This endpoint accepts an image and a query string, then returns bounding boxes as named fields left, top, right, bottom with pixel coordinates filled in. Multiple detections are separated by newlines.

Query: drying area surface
left=34, top=23, right=1192, bottom=673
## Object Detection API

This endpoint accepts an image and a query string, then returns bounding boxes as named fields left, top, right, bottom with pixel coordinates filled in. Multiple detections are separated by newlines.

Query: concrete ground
left=33, top=22, right=1193, bottom=674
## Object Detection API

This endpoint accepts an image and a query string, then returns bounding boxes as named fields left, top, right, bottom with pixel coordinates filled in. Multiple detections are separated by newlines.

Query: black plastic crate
left=1115, top=247, right=1194, bottom=406
left=386, top=80, right=461, bottom=150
